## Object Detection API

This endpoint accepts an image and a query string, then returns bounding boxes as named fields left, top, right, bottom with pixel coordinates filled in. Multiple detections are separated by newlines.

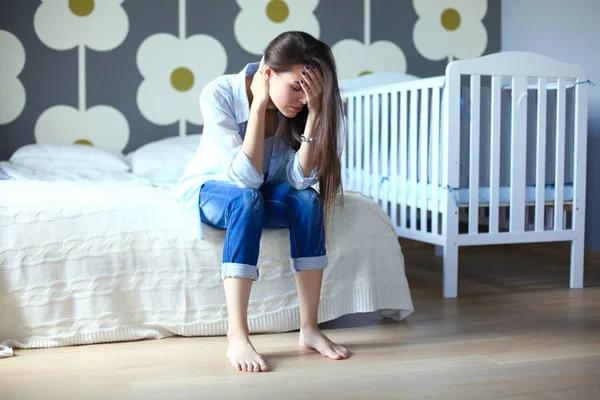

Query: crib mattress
left=345, top=170, right=573, bottom=207
left=405, top=182, right=573, bottom=207
left=0, top=180, right=413, bottom=350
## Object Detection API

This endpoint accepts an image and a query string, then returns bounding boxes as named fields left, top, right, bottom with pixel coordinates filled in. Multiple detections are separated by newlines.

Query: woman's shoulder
left=200, top=74, right=235, bottom=105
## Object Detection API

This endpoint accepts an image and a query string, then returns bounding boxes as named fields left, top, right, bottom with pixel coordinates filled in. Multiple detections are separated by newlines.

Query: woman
left=175, top=31, right=347, bottom=372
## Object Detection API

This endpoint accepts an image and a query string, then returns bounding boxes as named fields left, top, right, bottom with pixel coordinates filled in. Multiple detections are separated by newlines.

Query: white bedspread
left=0, top=180, right=414, bottom=350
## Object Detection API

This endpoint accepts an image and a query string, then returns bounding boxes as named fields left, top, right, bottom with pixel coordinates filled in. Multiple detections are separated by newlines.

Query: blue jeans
left=199, top=180, right=328, bottom=280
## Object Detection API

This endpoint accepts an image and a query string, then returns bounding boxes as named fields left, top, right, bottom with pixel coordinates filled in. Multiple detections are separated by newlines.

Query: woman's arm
left=297, top=112, right=318, bottom=177
left=297, top=65, right=324, bottom=177
left=242, top=101, right=267, bottom=175
left=242, top=57, right=270, bottom=175
left=193, top=80, right=263, bottom=190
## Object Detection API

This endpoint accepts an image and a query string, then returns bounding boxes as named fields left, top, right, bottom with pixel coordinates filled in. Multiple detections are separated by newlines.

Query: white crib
left=340, top=51, right=589, bottom=298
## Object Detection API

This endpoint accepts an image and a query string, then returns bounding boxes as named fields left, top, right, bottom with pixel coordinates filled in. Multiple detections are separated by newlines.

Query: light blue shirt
left=174, top=62, right=318, bottom=239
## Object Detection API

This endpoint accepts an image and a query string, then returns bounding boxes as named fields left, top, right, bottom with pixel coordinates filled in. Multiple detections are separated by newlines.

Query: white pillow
left=127, top=134, right=200, bottom=186
left=339, top=72, right=419, bottom=92
left=10, top=143, right=130, bottom=171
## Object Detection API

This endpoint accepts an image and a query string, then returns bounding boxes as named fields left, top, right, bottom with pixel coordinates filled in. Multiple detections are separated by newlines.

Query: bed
left=340, top=51, right=589, bottom=298
left=0, top=139, right=414, bottom=354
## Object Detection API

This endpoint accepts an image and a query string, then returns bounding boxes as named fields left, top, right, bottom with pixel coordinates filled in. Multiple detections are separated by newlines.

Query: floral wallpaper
left=32, top=0, right=130, bottom=152
left=0, top=0, right=500, bottom=159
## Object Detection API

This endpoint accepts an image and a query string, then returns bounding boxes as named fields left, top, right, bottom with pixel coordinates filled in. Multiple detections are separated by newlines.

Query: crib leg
left=570, top=237, right=584, bottom=289
left=434, top=245, right=444, bottom=257
left=443, top=244, right=459, bottom=298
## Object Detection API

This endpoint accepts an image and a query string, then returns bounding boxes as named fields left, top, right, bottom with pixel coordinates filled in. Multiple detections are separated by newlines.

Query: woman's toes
left=326, top=348, right=341, bottom=359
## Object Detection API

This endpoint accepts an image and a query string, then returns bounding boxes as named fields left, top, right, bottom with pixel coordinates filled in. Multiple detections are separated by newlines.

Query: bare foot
left=299, top=327, right=349, bottom=360
left=226, top=331, right=270, bottom=372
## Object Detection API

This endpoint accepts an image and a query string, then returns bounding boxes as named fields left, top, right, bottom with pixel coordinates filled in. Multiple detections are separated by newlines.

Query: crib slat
left=341, top=102, right=346, bottom=188
left=431, top=87, right=441, bottom=235
left=509, top=77, right=527, bottom=232
left=373, top=93, right=381, bottom=205
left=400, top=90, right=408, bottom=228
left=535, top=77, right=548, bottom=231
left=441, top=66, right=461, bottom=299
left=469, top=75, right=481, bottom=234
left=343, top=97, right=353, bottom=189
left=356, top=96, right=364, bottom=193
left=390, top=92, right=399, bottom=227
left=571, top=69, right=588, bottom=288
left=410, top=90, right=418, bottom=230
left=364, top=95, right=371, bottom=197
left=489, top=75, right=502, bottom=233
left=347, top=97, right=355, bottom=190
left=354, top=96, right=366, bottom=192
left=420, top=88, right=429, bottom=231
left=554, top=77, right=566, bottom=230
left=381, top=93, right=390, bottom=212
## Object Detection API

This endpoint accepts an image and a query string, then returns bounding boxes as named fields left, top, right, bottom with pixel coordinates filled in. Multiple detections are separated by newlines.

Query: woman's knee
left=230, top=188, right=264, bottom=217
left=290, top=187, right=323, bottom=214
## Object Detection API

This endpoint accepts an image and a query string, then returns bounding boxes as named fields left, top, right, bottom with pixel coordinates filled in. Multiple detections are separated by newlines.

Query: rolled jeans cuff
left=291, top=255, right=328, bottom=273
left=222, top=263, right=259, bottom=280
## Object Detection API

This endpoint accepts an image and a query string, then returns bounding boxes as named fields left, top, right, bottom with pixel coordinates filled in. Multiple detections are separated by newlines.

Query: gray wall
left=0, top=0, right=501, bottom=158
left=501, top=0, right=599, bottom=249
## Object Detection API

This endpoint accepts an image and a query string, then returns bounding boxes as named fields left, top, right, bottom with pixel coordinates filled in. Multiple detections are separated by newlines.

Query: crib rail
left=446, top=52, right=587, bottom=247
left=340, top=51, right=588, bottom=298
left=342, top=76, right=446, bottom=243
left=340, top=52, right=587, bottom=255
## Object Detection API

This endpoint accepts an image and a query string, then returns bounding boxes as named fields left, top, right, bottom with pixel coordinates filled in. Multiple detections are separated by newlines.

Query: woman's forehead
left=279, top=64, right=308, bottom=78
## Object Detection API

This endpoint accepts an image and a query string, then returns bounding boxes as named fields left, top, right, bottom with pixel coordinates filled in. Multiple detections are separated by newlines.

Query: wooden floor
left=2, top=240, right=599, bottom=400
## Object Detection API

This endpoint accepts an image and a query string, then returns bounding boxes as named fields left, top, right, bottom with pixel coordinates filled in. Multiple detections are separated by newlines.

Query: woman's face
left=266, top=64, right=309, bottom=118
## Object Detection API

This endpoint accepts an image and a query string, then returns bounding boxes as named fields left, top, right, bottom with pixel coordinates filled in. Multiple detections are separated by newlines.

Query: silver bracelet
left=300, top=134, right=316, bottom=143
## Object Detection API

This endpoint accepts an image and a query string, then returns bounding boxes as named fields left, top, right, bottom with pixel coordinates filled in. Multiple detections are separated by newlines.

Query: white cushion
left=127, top=134, right=201, bottom=186
left=10, top=143, right=130, bottom=171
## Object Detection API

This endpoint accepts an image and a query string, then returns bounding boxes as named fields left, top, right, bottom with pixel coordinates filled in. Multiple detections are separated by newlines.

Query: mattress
left=345, top=169, right=573, bottom=206
left=0, top=180, right=414, bottom=350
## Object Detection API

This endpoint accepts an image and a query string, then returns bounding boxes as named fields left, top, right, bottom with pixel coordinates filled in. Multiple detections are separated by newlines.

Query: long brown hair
left=264, top=31, right=344, bottom=236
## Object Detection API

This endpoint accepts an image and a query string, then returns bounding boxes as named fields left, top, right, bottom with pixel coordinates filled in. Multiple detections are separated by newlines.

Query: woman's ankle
left=227, top=327, right=250, bottom=339
left=299, top=323, right=319, bottom=332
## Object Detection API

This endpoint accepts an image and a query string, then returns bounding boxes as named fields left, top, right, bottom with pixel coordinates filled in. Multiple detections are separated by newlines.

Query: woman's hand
left=300, top=64, right=323, bottom=115
left=251, top=56, right=270, bottom=107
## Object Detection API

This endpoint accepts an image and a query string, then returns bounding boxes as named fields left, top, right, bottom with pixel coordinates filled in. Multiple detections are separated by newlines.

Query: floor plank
left=1, top=240, right=599, bottom=400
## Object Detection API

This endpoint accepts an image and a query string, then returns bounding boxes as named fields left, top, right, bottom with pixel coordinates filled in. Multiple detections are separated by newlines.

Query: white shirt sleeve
left=285, top=149, right=318, bottom=190
left=228, top=150, right=263, bottom=189
left=199, top=88, right=263, bottom=189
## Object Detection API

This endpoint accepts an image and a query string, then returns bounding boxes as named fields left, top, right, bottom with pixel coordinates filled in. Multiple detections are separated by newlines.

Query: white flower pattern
left=0, top=30, right=26, bottom=125
left=35, top=106, right=130, bottom=153
left=136, top=33, right=228, bottom=127
left=412, top=0, right=488, bottom=61
left=34, top=0, right=129, bottom=51
left=234, top=0, right=320, bottom=55
left=332, top=39, right=407, bottom=79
